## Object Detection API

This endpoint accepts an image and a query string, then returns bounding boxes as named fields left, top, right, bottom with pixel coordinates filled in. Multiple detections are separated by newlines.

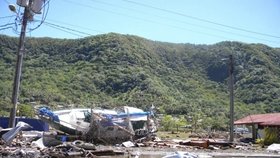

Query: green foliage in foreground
left=0, top=33, right=280, bottom=129
left=160, top=115, right=188, bottom=132
left=264, top=127, right=280, bottom=145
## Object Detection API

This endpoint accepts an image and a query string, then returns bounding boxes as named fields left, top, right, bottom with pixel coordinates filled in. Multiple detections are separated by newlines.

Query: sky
left=0, top=0, right=280, bottom=47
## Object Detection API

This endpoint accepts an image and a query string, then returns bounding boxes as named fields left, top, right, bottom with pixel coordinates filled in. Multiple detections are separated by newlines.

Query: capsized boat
left=38, top=106, right=157, bottom=144
left=38, top=107, right=91, bottom=135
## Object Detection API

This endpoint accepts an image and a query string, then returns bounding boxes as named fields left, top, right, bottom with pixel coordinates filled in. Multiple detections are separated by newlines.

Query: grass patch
left=157, top=131, right=190, bottom=140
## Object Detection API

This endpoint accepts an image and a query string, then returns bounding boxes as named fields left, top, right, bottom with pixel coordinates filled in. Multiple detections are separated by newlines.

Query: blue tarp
left=39, top=107, right=60, bottom=122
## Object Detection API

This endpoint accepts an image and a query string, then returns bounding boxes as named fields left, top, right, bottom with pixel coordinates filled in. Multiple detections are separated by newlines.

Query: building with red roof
left=234, top=113, right=280, bottom=127
left=234, top=113, right=280, bottom=142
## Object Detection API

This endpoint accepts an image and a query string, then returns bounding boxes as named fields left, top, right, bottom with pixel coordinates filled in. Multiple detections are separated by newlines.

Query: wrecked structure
left=234, top=113, right=280, bottom=144
left=2, top=114, right=280, bottom=157
left=38, top=106, right=157, bottom=144
left=0, top=121, right=126, bottom=157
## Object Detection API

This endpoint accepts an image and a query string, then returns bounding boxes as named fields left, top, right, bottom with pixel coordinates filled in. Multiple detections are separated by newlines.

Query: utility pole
left=8, top=1, right=32, bottom=128
left=228, top=54, right=234, bottom=142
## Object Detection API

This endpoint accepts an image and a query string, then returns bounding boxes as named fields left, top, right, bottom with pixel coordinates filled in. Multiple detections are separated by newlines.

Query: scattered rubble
left=1, top=106, right=279, bottom=157
left=2, top=121, right=32, bottom=144
left=0, top=125, right=125, bottom=157
left=1, top=127, right=279, bottom=157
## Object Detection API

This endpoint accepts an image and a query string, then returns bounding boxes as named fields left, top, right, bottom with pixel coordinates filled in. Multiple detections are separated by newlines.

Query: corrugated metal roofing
left=234, top=113, right=280, bottom=126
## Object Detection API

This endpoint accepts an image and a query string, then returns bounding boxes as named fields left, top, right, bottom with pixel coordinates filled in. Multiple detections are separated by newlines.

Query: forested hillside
left=1, top=33, right=280, bottom=129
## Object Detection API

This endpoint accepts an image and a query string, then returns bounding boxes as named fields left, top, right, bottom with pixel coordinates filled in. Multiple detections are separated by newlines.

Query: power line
left=63, top=0, right=279, bottom=44
left=0, top=27, right=13, bottom=31
left=122, top=0, right=280, bottom=39
left=44, top=21, right=92, bottom=36
left=44, top=23, right=84, bottom=37
left=87, top=0, right=231, bottom=35
left=5, top=0, right=51, bottom=35
left=63, top=0, right=232, bottom=41
left=83, top=0, right=279, bottom=44
left=28, top=0, right=50, bottom=32
left=0, top=15, right=15, bottom=19
left=46, top=19, right=104, bottom=34
left=43, top=22, right=88, bottom=37
left=0, top=23, right=14, bottom=28
left=3, top=0, right=278, bottom=45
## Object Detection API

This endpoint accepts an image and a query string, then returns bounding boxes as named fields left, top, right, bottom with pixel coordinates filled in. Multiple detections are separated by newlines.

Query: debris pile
left=85, top=112, right=135, bottom=144
left=0, top=123, right=278, bottom=157
left=0, top=122, right=125, bottom=157
left=2, top=106, right=278, bottom=157
left=0, top=106, right=157, bottom=157
left=38, top=106, right=157, bottom=144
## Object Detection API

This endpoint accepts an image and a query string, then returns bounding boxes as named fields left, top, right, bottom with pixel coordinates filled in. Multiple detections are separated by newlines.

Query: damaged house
left=234, top=113, right=280, bottom=144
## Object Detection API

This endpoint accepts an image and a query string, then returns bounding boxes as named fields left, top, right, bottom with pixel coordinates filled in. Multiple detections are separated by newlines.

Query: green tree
left=161, top=115, right=173, bottom=131
left=0, top=34, right=280, bottom=130
left=174, top=115, right=188, bottom=132
left=18, top=104, right=34, bottom=117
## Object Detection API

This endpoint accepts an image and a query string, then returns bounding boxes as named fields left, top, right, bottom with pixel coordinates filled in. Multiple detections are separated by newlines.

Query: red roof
left=234, top=113, right=280, bottom=126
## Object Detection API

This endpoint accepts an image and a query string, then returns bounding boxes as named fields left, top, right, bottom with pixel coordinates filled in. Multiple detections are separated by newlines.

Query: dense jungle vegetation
left=1, top=33, right=280, bottom=130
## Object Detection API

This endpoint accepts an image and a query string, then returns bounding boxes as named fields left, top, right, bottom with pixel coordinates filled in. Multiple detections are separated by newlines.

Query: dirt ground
left=1, top=130, right=280, bottom=158
left=95, top=143, right=280, bottom=158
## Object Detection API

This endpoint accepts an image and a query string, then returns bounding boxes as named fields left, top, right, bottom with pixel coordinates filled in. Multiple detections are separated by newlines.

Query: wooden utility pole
left=8, top=2, right=31, bottom=128
left=229, top=55, right=234, bottom=142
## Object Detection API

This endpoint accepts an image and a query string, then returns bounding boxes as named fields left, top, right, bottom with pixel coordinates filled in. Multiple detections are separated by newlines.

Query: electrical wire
left=62, top=0, right=279, bottom=45
left=63, top=0, right=232, bottom=41
left=3, top=0, right=50, bottom=35
left=0, top=27, right=13, bottom=31
left=43, top=22, right=86, bottom=37
left=0, top=15, right=15, bottom=19
left=9, top=4, right=23, bottom=34
left=45, top=19, right=104, bottom=34
left=44, top=21, right=92, bottom=36
left=121, top=0, right=280, bottom=39
left=2, top=0, right=279, bottom=46
left=28, top=0, right=51, bottom=32
left=83, top=0, right=279, bottom=44
left=0, top=23, right=15, bottom=28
